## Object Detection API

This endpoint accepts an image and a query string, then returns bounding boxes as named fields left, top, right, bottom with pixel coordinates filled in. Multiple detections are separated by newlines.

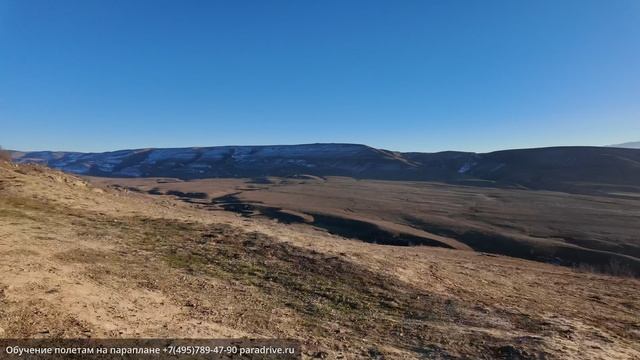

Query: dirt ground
left=89, top=176, right=640, bottom=275
left=2, top=164, right=639, bottom=359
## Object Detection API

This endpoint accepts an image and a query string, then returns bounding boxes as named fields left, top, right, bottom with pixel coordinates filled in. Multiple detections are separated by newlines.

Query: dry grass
left=1, top=163, right=640, bottom=359
left=90, top=176, right=640, bottom=277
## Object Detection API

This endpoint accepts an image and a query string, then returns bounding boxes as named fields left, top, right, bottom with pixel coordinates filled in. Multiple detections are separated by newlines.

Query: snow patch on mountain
left=458, top=162, right=475, bottom=174
left=144, top=149, right=198, bottom=164
left=116, top=166, right=143, bottom=177
left=200, top=148, right=231, bottom=161
left=60, top=163, right=91, bottom=174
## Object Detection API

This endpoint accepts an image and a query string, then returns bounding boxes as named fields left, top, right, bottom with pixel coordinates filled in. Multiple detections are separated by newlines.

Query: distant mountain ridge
left=11, top=143, right=640, bottom=195
left=609, top=141, right=640, bottom=149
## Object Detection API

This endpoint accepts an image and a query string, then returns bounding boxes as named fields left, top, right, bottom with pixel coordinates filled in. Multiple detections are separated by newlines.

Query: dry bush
left=0, top=146, right=12, bottom=163
left=605, top=258, right=636, bottom=278
left=574, top=258, right=637, bottom=278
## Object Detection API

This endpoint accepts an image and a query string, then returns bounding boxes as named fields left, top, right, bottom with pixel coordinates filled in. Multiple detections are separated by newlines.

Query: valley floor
left=1, top=164, right=639, bottom=359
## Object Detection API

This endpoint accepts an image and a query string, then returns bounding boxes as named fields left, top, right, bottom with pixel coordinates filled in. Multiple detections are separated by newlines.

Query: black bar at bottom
left=0, top=339, right=301, bottom=359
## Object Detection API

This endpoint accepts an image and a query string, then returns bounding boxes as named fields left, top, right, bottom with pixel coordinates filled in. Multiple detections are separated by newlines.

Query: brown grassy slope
left=89, top=176, right=640, bottom=276
left=0, top=149, right=12, bottom=163
left=1, top=164, right=639, bottom=359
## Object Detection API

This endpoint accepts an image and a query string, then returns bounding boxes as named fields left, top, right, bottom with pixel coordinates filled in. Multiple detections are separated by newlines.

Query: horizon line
left=7, top=142, right=636, bottom=155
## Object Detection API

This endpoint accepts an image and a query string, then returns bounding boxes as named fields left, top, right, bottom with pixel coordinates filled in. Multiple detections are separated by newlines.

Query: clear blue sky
left=1, top=0, right=639, bottom=153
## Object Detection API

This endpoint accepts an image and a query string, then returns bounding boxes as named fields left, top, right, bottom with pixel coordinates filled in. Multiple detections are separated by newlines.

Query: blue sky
left=1, top=0, right=639, bottom=153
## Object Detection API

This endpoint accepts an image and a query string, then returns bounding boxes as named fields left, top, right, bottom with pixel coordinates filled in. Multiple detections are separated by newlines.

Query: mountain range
left=608, top=141, right=640, bottom=149
left=11, top=143, right=640, bottom=195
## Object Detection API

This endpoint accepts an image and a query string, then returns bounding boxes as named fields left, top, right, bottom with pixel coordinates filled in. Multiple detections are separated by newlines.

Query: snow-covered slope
left=11, top=144, right=640, bottom=195
left=12, top=144, right=421, bottom=179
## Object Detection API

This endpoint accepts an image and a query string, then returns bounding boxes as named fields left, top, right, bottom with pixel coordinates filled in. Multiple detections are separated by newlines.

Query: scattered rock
left=367, top=347, right=385, bottom=359
left=493, top=345, right=536, bottom=360
left=312, top=351, right=328, bottom=359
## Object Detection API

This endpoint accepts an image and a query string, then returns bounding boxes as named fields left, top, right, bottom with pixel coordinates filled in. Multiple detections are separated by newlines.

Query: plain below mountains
left=11, top=143, right=640, bottom=196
